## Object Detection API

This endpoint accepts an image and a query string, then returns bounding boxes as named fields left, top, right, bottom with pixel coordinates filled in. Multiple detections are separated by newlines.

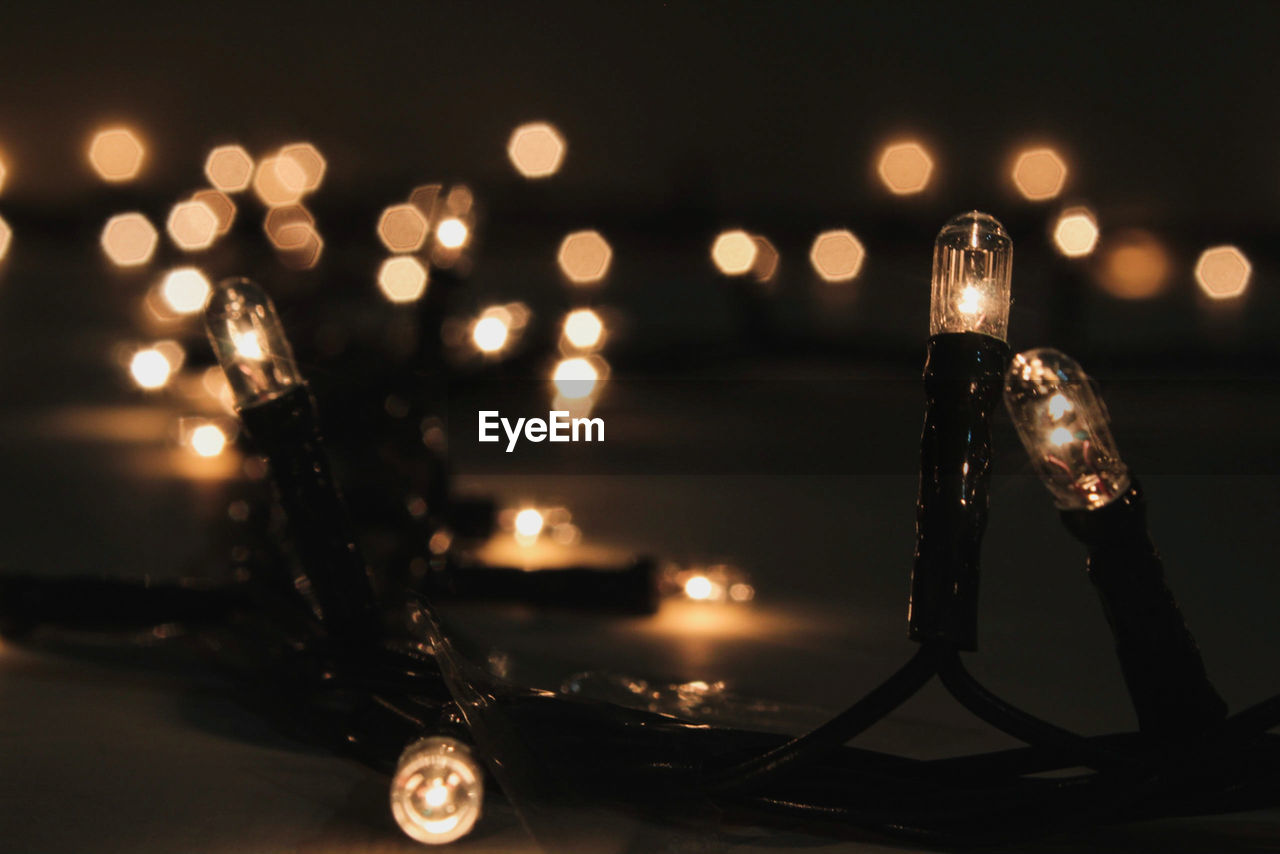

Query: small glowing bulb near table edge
left=205, top=278, right=304, bottom=407
left=1004, top=348, right=1131, bottom=510
left=390, top=736, right=483, bottom=845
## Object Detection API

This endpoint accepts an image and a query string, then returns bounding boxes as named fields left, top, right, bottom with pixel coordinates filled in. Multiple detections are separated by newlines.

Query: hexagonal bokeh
left=877, top=142, right=933, bottom=195
left=409, top=184, right=442, bottom=218
left=278, top=142, right=326, bottom=193
left=507, top=122, right=566, bottom=178
left=160, top=267, right=212, bottom=314
left=809, top=230, right=865, bottom=282
left=89, top=127, right=145, bottom=182
left=100, top=212, right=159, bottom=267
left=1052, top=207, right=1099, bottom=258
left=166, top=200, right=219, bottom=251
left=562, top=308, right=604, bottom=350
left=252, top=156, right=306, bottom=207
left=711, top=230, right=758, bottom=275
left=378, top=204, right=430, bottom=253
left=1012, top=148, right=1068, bottom=201
left=377, top=256, right=430, bottom=304
left=264, top=205, right=315, bottom=249
left=274, top=223, right=324, bottom=270
left=204, top=145, right=254, bottom=193
left=0, top=215, right=11, bottom=261
left=192, top=189, right=236, bottom=236
left=556, top=230, right=611, bottom=284
left=1096, top=230, right=1171, bottom=300
left=1195, top=245, right=1251, bottom=300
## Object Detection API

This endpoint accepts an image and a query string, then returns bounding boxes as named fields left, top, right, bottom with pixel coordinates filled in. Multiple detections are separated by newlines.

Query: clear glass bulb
left=1004, top=347, right=1131, bottom=510
left=204, top=277, right=303, bottom=408
left=930, top=211, right=1013, bottom=341
left=390, top=736, right=483, bottom=846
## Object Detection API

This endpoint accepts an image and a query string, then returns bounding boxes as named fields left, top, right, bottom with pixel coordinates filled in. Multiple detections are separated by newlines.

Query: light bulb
left=204, top=278, right=304, bottom=408
left=390, top=736, right=483, bottom=846
left=1004, top=348, right=1130, bottom=510
left=930, top=211, right=1012, bottom=341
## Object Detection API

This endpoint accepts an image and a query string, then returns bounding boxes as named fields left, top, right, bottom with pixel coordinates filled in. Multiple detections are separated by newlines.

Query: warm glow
left=711, top=230, right=758, bottom=275
left=0, top=154, right=7, bottom=195
left=553, top=357, right=598, bottom=400
left=684, top=575, right=714, bottom=601
left=436, top=217, right=469, bottom=249
left=0, top=215, right=10, bottom=261
left=956, top=286, right=984, bottom=315
left=252, top=155, right=306, bottom=207
left=88, top=127, right=145, bottom=182
left=751, top=236, right=779, bottom=282
left=264, top=204, right=315, bottom=248
left=204, top=145, right=254, bottom=193
left=877, top=141, right=933, bottom=195
left=377, top=256, right=429, bottom=303
left=278, top=143, right=326, bottom=194
left=1096, top=231, right=1171, bottom=300
left=1052, top=207, right=1099, bottom=257
left=557, top=230, right=612, bottom=284
left=275, top=224, right=324, bottom=270
left=378, top=203, right=430, bottom=253
left=1012, top=148, right=1068, bottom=201
left=130, top=348, right=173, bottom=390
left=562, top=309, right=604, bottom=349
left=409, top=183, right=441, bottom=217
left=507, top=122, right=567, bottom=178
left=160, top=267, right=212, bottom=314
left=514, top=508, right=545, bottom=538
left=1049, top=426, right=1074, bottom=448
left=1047, top=393, right=1074, bottom=420
left=471, top=314, right=510, bottom=353
left=1195, top=245, right=1251, bottom=300
left=810, top=229, right=865, bottom=282
left=101, top=212, right=158, bottom=267
left=166, top=199, right=219, bottom=251
left=192, top=189, right=236, bottom=236
left=189, top=423, right=228, bottom=458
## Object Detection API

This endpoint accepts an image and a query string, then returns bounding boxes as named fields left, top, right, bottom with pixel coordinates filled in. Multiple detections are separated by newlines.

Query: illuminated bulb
left=471, top=314, right=509, bottom=354
left=436, top=217, right=468, bottom=249
left=514, top=508, right=544, bottom=538
left=160, top=267, right=212, bottom=314
left=189, top=423, right=228, bottom=458
left=1004, top=348, right=1130, bottom=510
left=930, top=211, right=1013, bottom=341
left=561, top=309, right=604, bottom=350
left=204, top=278, right=303, bottom=408
left=552, top=357, right=598, bottom=400
left=684, top=575, right=714, bottom=601
left=390, top=737, right=483, bottom=846
left=129, top=348, right=172, bottom=390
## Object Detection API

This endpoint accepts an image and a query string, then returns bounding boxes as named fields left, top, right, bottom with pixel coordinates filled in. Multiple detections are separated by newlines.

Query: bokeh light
left=273, top=223, right=324, bottom=270
left=192, top=189, right=236, bottom=236
left=1012, top=147, right=1068, bottom=201
left=514, top=508, right=545, bottom=538
left=278, top=142, right=326, bottom=194
left=1096, top=230, right=1172, bottom=300
left=378, top=203, right=430, bottom=253
left=1195, top=246, right=1251, bottom=300
left=711, top=230, right=757, bottom=275
left=0, top=155, right=8, bottom=194
left=88, top=127, right=145, bottom=182
left=436, top=217, right=469, bottom=249
left=1052, top=207, right=1099, bottom=258
left=160, top=267, right=212, bottom=314
left=252, top=155, right=306, bottom=207
left=557, top=230, right=612, bottom=284
left=472, top=311, right=510, bottom=353
left=264, top=205, right=315, bottom=248
left=189, top=422, right=228, bottom=458
left=0, top=215, right=11, bottom=262
left=100, top=212, right=158, bottom=267
left=809, top=229, right=865, bottom=282
left=553, top=356, right=599, bottom=400
left=877, top=141, right=933, bottom=195
left=166, top=199, right=219, bottom=251
left=751, top=236, right=779, bottom=282
left=377, top=256, right=429, bottom=303
left=409, top=183, right=441, bottom=218
left=507, top=122, right=566, bottom=178
left=129, top=347, right=173, bottom=390
left=204, top=145, right=254, bottom=192
left=562, top=309, right=604, bottom=350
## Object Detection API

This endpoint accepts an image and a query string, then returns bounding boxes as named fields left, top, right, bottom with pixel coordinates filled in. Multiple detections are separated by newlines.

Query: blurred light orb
left=1195, top=245, right=1251, bottom=300
left=88, top=127, right=145, bottom=182
left=192, top=189, right=236, bottom=236
left=408, top=183, right=442, bottom=217
left=472, top=314, right=510, bottom=353
left=562, top=309, right=604, bottom=349
left=278, top=143, right=326, bottom=194
left=252, top=156, right=306, bottom=207
left=1096, top=230, right=1171, bottom=300
left=129, top=348, right=172, bottom=390
left=553, top=357, right=598, bottom=400
left=160, top=267, right=212, bottom=314
left=877, top=141, right=933, bottom=195
left=1012, top=148, right=1068, bottom=201
left=204, top=145, right=254, bottom=193
left=1052, top=207, right=1099, bottom=258
left=514, top=508, right=545, bottom=538
left=436, top=217, right=469, bottom=249
left=274, top=223, right=324, bottom=270
left=557, top=230, right=612, bottom=284
left=377, top=256, right=429, bottom=303
left=264, top=204, right=315, bottom=249
left=507, top=122, right=567, bottom=178
left=378, top=203, right=430, bottom=253
left=684, top=575, right=714, bottom=601
left=809, top=229, right=865, bottom=282
left=190, top=423, right=228, bottom=458
left=0, top=156, right=7, bottom=194
left=750, top=236, right=780, bottom=282
left=166, top=200, right=219, bottom=251
left=390, top=737, right=483, bottom=846
left=711, top=230, right=758, bottom=275
left=101, top=213, right=159, bottom=267
left=0, top=215, right=11, bottom=261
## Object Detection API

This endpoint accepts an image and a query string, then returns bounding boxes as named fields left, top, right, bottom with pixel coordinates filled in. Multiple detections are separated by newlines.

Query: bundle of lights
left=5, top=211, right=1278, bottom=850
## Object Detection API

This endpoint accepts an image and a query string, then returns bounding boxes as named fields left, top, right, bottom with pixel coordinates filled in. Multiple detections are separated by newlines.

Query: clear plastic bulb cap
left=1004, top=348, right=1131, bottom=510
left=390, top=736, right=484, bottom=845
left=931, top=211, right=1013, bottom=341
left=204, top=278, right=304, bottom=408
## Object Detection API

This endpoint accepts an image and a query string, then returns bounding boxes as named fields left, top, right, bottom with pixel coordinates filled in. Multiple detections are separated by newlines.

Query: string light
left=390, top=737, right=483, bottom=845
left=929, top=211, right=1012, bottom=340
left=204, top=278, right=304, bottom=407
